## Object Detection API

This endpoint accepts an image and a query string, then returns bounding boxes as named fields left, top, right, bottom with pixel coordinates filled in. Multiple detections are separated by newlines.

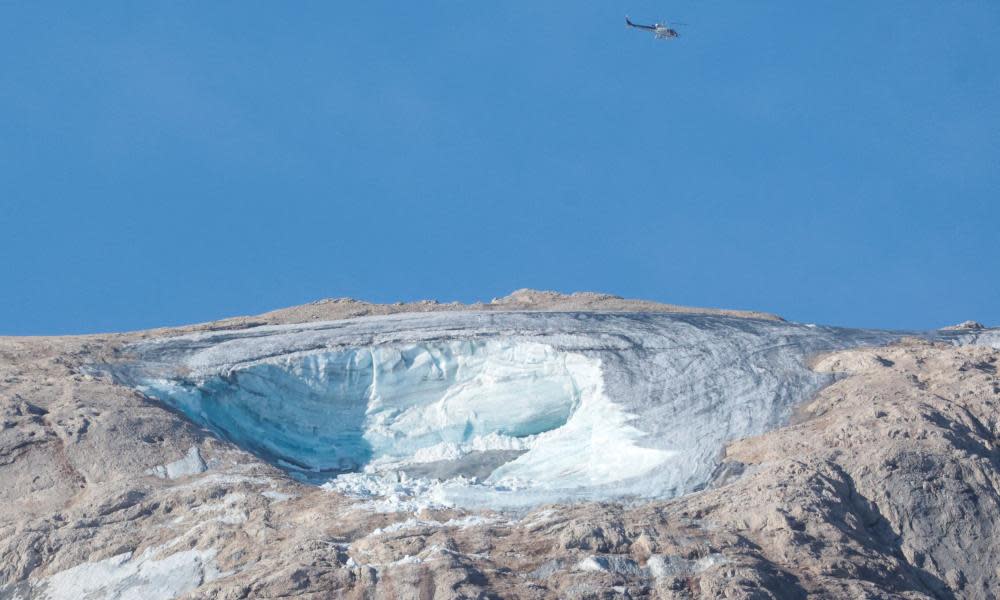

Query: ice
left=136, top=340, right=589, bottom=476
left=109, top=311, right=993, bottom=508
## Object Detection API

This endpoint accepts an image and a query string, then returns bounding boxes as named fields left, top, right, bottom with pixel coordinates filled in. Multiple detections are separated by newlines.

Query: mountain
left=2, top=291, right=998, bottom=598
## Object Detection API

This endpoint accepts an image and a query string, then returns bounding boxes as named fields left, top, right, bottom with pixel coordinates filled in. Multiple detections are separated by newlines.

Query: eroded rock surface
left=1, top=292, right=998, bottom=599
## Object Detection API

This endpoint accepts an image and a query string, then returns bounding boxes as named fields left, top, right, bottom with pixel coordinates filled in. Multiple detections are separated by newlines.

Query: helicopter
left=625, top=16, right=681, bottom=40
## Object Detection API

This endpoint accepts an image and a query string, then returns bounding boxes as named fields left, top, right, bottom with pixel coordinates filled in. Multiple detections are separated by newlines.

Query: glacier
left=108, top=312, right=1000, bottom=508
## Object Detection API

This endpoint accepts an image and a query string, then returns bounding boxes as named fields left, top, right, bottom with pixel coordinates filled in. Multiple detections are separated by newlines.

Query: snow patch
left=261, top=490, right=295, bottom=503
left=575, top=555, right=643, bottom=577
left=647, top=553, right=727, bottom=579
left=574, top=553, right=725, bottom=580
left=35, top=546, right=219, bottom=600
left=146, top=446, right=207, bottom=479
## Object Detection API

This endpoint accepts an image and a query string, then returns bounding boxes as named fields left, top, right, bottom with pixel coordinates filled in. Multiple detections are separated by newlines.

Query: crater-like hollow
left=139, top=340, right=600, bottom=480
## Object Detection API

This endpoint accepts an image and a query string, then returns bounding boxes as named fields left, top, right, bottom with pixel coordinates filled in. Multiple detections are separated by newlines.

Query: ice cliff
left=110, top=312, right=998, bottom=508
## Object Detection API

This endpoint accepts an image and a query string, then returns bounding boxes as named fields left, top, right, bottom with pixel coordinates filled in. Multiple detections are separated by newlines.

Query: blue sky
left=2, top=2, right=998, bottom=334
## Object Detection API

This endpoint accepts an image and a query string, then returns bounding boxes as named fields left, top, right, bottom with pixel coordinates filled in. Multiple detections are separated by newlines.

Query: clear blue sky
left=2, top=2, right=998, bottom=334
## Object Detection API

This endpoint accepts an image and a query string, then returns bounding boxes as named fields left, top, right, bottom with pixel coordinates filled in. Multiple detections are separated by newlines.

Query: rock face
left=1, top=291, right=999, bottom=599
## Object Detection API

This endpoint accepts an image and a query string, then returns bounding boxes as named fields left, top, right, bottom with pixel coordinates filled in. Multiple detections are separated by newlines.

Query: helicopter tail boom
left=625, top=16, right=656, bottom=31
